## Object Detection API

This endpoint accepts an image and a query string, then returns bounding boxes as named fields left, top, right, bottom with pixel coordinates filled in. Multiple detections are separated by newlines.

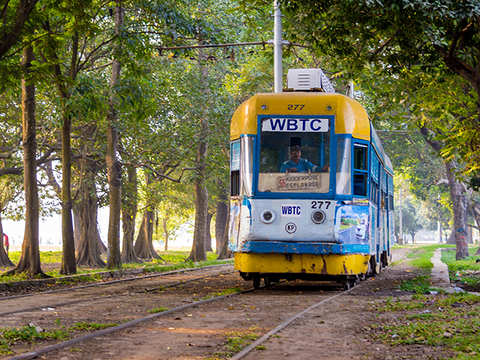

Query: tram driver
left=280, top=139, right=328, bottom=173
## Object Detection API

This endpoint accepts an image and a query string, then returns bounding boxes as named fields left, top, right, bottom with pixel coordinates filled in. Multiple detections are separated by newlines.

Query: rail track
left=0, top=268, right=236, bottom=317
left=2, top=270, right=357, bottom=360
left=0, top=263, right=233, bottom=302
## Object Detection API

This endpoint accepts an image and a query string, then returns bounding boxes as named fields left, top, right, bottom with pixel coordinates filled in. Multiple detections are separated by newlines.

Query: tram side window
left=353, top=144, right=368, bottom=196
left=230, top=140, right=240, bottom=196
left=231, top=171, right=239, bottom=196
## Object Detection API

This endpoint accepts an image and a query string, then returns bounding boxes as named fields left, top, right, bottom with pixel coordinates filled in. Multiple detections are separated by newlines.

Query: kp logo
left=285, top=222, right=297, bottom=234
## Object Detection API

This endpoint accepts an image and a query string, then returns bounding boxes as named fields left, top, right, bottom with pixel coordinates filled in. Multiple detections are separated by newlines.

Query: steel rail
left=8, top=287, right=255, bottom=360
left=0, top=263, right=232, bottom=302
left=0, top=270, right=235, bottom=317
left=231, top=286, right=355, bottom=360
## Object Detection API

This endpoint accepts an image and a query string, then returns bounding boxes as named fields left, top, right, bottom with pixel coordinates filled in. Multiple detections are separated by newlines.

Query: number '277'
left=311, top=201, right=331, bottom=209
left=287, top=104, right=304, bottom=110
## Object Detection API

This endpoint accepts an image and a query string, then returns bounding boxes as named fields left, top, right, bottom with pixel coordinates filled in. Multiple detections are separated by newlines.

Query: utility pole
left=273, top=0, right=282, bottom=93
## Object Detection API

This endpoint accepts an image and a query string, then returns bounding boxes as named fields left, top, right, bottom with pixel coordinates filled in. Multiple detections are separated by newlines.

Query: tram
left=228, top=69, right=394, bottom=288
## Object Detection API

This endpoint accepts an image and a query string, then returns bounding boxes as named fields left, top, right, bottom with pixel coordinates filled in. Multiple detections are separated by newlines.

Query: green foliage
left=282, top=0, right=480, bottom=174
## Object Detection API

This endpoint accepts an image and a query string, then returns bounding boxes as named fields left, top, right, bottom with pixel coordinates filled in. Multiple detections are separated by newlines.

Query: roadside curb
left=432, top=248, right=479, bottom=296
left=430, top=248, right=452, bottom=290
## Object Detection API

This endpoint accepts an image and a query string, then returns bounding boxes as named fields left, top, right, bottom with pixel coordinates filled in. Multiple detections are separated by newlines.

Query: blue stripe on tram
left=239, top=241, right=369, bottom=255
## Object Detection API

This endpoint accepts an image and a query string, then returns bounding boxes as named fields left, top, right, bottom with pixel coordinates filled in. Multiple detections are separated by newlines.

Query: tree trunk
left=163, top=217, right=168, bottom=251
left=8, top=46, right=45, bottom=276
left=105, top=1, right=123, bottom=269
left=73, top=206, right=81, bottom=251
left=420, top=127, right=469, bottom=259
left=121, top=165, right=140, bottom=263
left=215, top=188, right=228, bottom=254
left=75, top=150, right=105, bottom=267
left=0, top=215, right=14, bottom=266
left=134, top=208, right=160, bottom=260
left=188, top=44, right=209, bottom=262
left=217, top=205, right=231, bottom=260
left=60, top=112, right=76, bottom=274
left=446, top=230, right=456, bottom=244
left=205, top=212, right=213, bottom=252
left=73, top=205, right=106, bottom=256
left=445, top=160, right=469, bottom=259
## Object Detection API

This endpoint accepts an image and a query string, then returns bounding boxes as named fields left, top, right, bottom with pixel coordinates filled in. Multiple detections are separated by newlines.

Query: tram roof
left=230, top=92, right=393, bottom=174
left=231, top=92, right=370, bottom=141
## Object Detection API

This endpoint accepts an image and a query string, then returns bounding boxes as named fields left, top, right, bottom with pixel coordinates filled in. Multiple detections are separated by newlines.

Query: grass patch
left=147, top=307, right=169, bottom=314
left=69, top=322, right=117, bottom=331
left=201, top=287, right=242, bottom=300
left=0, top=321, right=118, bottom=355
left=406, top=244, right=453, bottom=271
left=210, top=329, right=260, bottom=358
left=399, top=275, right=434, bottom=294
left=373, top=293, right=480, bottom=359
left=0, top=325, right=69, bottom=355
left=441, top=247, right=480, bottom=291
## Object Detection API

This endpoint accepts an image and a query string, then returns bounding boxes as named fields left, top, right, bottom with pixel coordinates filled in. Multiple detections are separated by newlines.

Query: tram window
left=354, top=145, right=367, bottom=170
left=336, top=137, right=352, bottom=195
left=231, top=170, right=240, bottom=196
left=258, top=123, right=330, bottom=193
left=353, top=173, right=367, bottom=196
left=389, top=195, right=394, bottom=210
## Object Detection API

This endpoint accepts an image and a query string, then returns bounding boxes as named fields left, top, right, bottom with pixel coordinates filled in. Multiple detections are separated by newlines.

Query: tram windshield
left=258, top=117, right=330, bottom=193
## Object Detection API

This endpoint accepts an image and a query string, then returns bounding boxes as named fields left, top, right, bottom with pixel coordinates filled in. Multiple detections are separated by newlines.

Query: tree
left=134, top=172, right=160, bottom=260
left=280, top=0, right=479, bottom=259
left=401, top=201, right=423, bottom=244
left=121, top=164, right=140, bottom=263
left=0, top=178, right=17, bottom=266
left=281, top=0, right=480, bottom=173
left=6, top=45, right=45, bottom=277
left=105, top=0, right=124, bottom=269
left=0, top=0, right=39, bottom=60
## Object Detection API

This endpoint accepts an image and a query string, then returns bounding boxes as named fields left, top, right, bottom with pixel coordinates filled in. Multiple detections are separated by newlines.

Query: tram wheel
left=264, top=276, right=272, bottom=288
left=253, top=276, right=261, bottom=289
left=343, top=279, right=356, bottom=291
left=369, top=256, right=382, bottom=276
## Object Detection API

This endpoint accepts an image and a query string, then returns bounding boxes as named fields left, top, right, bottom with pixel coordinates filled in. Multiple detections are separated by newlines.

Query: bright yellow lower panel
left=234, top=253, right=370, bottom=275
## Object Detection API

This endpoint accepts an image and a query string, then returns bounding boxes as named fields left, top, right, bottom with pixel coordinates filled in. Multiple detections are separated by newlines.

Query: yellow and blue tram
left=228, top=72, right=394, bottom=288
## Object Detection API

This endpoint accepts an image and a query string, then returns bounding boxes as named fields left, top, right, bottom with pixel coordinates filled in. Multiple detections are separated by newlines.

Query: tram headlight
left=311, top=210, right=326, bottom=224
left=260, top=210, right=275, bottom=224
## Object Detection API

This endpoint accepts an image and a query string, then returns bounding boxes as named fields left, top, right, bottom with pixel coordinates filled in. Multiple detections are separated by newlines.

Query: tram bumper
left=234, top=252, right=369, bottom=276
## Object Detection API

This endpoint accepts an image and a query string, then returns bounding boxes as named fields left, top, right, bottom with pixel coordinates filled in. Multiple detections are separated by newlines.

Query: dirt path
left=3, top=247, right=451, bottom=360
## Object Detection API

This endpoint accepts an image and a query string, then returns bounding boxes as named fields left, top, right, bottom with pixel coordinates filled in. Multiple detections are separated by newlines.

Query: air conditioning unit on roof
left=287, top=68, right=335, bottom=93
